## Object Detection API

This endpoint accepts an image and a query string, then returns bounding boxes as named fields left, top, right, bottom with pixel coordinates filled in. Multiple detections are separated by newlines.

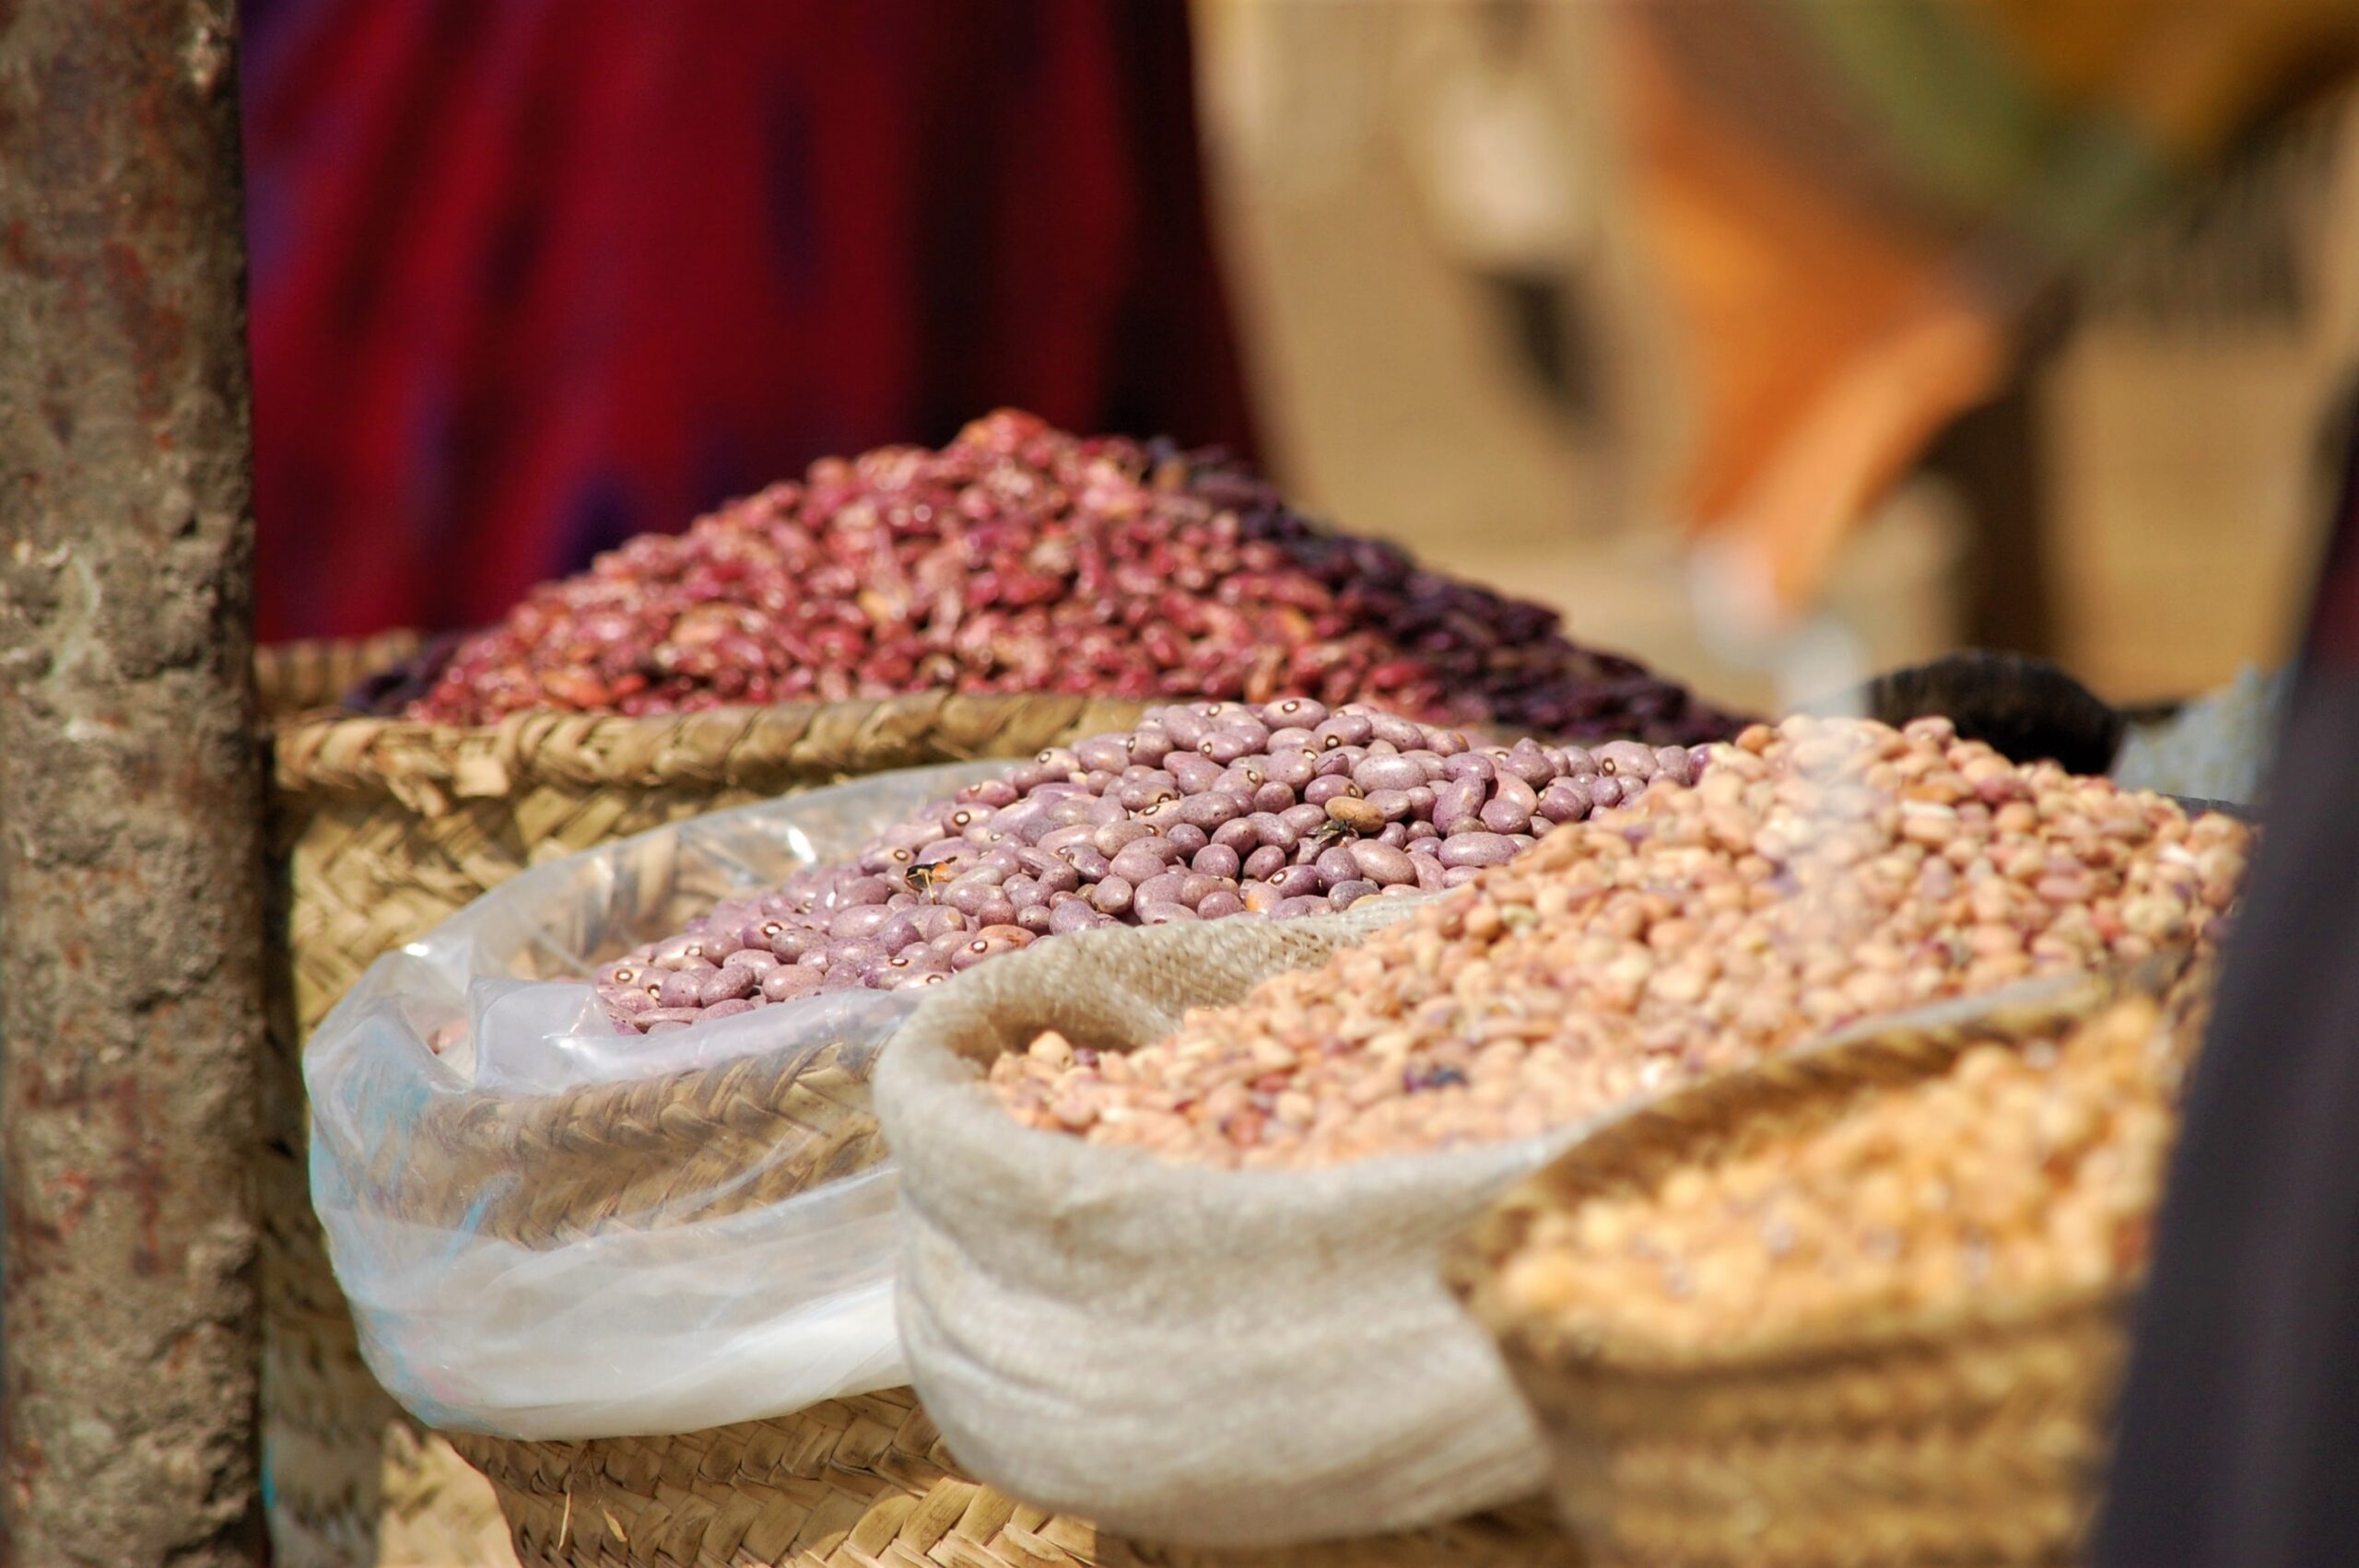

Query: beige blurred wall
left=2044, top=99, right=2359, bottom=703
left=1191, top=0, right=2358, bottom=711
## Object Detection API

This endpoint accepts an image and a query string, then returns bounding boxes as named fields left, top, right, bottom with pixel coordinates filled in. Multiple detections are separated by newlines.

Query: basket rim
left=270, top=688, right=1153, bottom=799
left=262, top=687, right=1599, bottom=807
left=1493, top=1268, right=2131, bottom=1385
left=253, top=629, right=426, bottom=722
left=1451, top=950, right=2198, bottom=1379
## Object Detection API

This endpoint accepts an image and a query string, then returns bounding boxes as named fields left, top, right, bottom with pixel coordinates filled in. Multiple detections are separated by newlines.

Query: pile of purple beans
left=411, top=410, right=1739, bottom=745
left=596, top=698, right=1707, bottom=1033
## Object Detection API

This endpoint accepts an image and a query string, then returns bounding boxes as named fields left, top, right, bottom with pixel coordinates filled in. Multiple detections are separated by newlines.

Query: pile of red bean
left=411, top=410, right=1737, bottom=745
left=595, top=698, right=1706, bottom=1032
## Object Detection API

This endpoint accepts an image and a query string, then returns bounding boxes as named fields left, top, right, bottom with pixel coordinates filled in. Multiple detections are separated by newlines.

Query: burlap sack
left=871, top=900, right=1567, bottom=1550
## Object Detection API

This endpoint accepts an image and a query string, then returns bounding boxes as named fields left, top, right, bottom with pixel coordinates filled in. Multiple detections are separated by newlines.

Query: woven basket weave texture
left=449, top=1387, right=1579, bottom=1568
left=254, top=638, right=1145, bottom=1566
left=258, top=636, right=510, bottom=1567
left=1454, top=960, right=2201, bottom=1568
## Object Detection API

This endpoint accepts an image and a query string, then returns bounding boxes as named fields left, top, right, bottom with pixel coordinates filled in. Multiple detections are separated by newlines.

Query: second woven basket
left=1452, top=958, right=2206, bottom=1568
left=256, top=638, right=1146, bottom=1567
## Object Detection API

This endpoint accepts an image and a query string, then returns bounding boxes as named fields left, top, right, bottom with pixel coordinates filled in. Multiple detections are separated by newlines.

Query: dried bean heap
left=992, top=715, right=2251, bottom=1169
left=596, top=699, right=1702, bottom=1033
left=1490, top=985, right=2207, bottom=1352
left=413, top=410, right=1736, bottom=744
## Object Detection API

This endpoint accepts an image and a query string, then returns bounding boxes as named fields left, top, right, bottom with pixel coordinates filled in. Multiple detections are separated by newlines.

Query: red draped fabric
left=241, top=0, right=1255, bottom=640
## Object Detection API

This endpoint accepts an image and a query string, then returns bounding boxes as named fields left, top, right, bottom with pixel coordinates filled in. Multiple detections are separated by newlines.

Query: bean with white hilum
left=594, top=698, right=1706, bottom=1032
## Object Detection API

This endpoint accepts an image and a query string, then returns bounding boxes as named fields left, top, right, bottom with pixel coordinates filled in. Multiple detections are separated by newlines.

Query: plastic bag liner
left=872, top=897, right=1558, bottom=1550
left=306, top=759, right=1007, bottom=1442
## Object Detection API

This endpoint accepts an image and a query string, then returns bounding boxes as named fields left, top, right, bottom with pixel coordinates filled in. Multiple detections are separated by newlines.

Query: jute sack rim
left=272, top=689, right=1151, bottom=808
left=874, top=894, right=1558, bottom=1214
left=1451, top=948, right=2199, bottom=1381
left=885, top=941, right=2186, bottom=1283
left=874, top=897, right=1596, bottom=1550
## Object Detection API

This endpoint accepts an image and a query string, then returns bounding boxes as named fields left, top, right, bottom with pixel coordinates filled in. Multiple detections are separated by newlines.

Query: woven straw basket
left=445, top=1395, right=1575, bottom=1568
left=252, top=635, right=1150, bottom=1567
left=358, top=963, right=1572, bottom=1568
left=1451, top=959, right=2201, bottom=1568
left=255, top=634, right=504, bottom=1568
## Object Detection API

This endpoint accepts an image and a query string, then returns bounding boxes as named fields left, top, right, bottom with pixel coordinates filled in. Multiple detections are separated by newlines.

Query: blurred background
left=1194, top=1, right=2359, bottom=709
left=241, top=0, right=2359, bottom=713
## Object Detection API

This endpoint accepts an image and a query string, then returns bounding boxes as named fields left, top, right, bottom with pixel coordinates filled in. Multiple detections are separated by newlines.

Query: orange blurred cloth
left=1614, top=0, right=2359, bottom=624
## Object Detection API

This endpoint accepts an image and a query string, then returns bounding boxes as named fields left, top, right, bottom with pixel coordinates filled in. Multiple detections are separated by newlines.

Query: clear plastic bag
left=305, top=760, right=1005, bottom=1440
